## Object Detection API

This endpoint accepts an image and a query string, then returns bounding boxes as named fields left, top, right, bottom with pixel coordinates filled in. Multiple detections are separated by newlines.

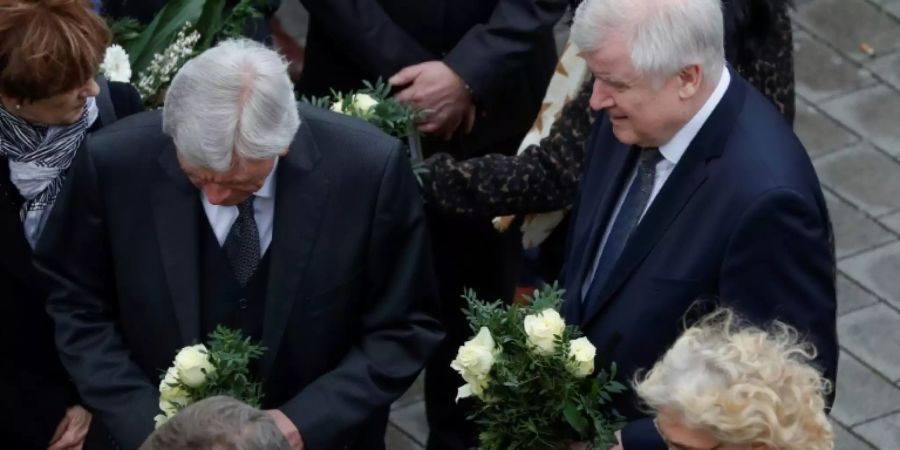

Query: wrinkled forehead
left=580, top=38, right=637, bottom=79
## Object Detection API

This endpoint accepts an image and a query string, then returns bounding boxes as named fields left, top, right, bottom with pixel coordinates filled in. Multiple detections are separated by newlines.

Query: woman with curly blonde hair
left=634, top=308, right=833, bottom=450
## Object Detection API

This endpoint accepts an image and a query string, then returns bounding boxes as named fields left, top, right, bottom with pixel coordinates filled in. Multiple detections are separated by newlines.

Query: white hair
left=634, top=308, right=834, bottom=450
left=571, top=0, right=725, bottom=84
left=162, top=39, right=300, bottom=172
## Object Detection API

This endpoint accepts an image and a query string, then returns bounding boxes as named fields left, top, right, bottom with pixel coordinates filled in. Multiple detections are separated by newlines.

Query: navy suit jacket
left=562, top=68, right=837, bottom=449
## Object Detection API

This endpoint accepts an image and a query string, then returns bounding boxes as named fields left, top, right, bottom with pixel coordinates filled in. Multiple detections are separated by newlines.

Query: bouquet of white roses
left=155, top=325, right=265, bottom=427
left=452, top=285, right=625, bottom=450
left=303, top=79, right=428, bottom=182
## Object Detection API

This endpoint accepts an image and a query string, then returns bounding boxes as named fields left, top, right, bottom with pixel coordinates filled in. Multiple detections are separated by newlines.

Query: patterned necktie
left=583, top=148, right=663, bottom=306
left=224, top=196, right=260, bottom=286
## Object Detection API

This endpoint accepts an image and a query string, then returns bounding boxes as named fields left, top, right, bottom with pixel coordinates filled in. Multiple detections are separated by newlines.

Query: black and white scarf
left=0, top=98, right=97, bottom=247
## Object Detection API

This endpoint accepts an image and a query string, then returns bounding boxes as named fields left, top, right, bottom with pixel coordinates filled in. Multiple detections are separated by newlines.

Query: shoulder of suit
left=84, top=110, right=168, bottom=163
left=296, top=102, right=402, bottom=153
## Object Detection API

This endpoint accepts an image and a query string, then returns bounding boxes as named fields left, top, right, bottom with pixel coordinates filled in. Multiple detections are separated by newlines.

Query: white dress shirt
left=581, top=69, right=731, bottom=299
left=201, top=159, right=278, bottom=256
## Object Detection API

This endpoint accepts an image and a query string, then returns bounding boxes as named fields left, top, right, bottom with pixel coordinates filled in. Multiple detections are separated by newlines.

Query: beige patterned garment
left=493, top=40, right=590, bottom=249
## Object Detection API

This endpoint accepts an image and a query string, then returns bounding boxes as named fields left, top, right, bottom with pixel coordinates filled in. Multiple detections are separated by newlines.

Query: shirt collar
left=254, top=157, right=278, bottom=199
left=658, top=68, right=731, bottom=165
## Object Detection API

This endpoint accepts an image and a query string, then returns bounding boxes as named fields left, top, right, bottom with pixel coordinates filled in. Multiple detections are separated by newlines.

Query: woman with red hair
left=0, top=1, right=142, bottom=448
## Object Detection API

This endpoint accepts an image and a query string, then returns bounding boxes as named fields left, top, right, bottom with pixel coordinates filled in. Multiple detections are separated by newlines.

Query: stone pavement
left=274, top=1, right=900, bottom=448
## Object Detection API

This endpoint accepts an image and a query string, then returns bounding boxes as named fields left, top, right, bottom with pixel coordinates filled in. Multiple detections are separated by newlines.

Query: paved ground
left=278, top=1, right=900, bottom=448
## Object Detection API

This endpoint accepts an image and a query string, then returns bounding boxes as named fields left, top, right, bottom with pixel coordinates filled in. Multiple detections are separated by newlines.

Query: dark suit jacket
left=0, top=81, right=142, bottom=450
left=561, top=69, right=838, bottom=449
left=298, top=0, right=566, bottom=157
left=34, top=105, right=444, bottom=450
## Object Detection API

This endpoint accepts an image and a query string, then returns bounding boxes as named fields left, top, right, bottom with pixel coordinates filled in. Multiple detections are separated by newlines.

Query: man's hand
left=48, top=405, right=91, bottom=450
left=266, top=409, right=304, bottom=450
left=389, top=61, right=475, bottom=139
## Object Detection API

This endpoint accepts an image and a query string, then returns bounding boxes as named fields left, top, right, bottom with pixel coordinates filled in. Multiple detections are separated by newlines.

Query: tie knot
left=237, top=196, right=255, bottom=216
left=638, top=147, right=662, bottom=165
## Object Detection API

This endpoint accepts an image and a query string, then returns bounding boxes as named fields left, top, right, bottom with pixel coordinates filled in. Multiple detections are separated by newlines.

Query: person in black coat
left=0, top=1, right=143, bottom=449
left=295, top=3, right=569, bottom=448
left=34, top=39, right=442, bottom=450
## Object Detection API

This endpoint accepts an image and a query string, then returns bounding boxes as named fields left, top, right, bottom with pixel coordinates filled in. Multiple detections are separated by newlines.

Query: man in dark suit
left=35, top=39, right=442, bottom=450
left=562, top=1, right=837, bottom=448
left=295, top=3, right=567, bottom=448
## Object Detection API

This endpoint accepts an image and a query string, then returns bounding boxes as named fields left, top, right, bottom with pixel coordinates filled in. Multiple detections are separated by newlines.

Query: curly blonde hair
left=634, top=308, right=833, bottom=449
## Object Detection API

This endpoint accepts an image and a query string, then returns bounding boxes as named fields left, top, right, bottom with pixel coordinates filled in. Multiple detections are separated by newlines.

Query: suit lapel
left=564, top=132, right=635, bottom=324
left=259, top=121, right=330, bottom=378
left=581, top=68, right=745, bottom=326
left=152, top=144, right=201, bottom=346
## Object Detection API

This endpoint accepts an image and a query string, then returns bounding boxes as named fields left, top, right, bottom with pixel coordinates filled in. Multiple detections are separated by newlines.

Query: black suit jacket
left=562, top=69, right=838, bottom=449
left=298, top=0, right=566, bottom=157
left=35, top=105, right=444, bottom=450
left=0, top=81, right=142, bottom=449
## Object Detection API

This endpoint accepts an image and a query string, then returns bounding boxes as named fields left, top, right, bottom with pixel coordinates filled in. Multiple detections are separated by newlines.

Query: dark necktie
left=224, top=196, right=260, bottom=286
left=583, top=148, right=663, bottom=306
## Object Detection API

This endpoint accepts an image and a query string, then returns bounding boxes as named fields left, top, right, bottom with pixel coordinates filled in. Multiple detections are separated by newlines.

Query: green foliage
left=461, top=284, right=626, bottom=450
left=301, top=79, right=424, bottom=139
left=106, top=16, right=144, bottom=48
left=114, top=0, right=267, bottom=94
left=182, top=326, right=266, bottom=408
left=301, top=79, right=429, bottom=184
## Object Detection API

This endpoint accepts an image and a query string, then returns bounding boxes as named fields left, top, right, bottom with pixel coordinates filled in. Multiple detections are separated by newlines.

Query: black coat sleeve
left=422, top=77, right=594, bottom=217
left=442, top=0, right=567, bottom=101
left=108, top=81, right=145, bottom=119
left=35, top=145, right=159, bottom=450
left=298, top=0, right=436, bottom=78
left=280, top=143, right=444, bottom=448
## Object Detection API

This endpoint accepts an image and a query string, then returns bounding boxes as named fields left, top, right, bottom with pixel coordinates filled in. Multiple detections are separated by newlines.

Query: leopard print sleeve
left=423, top=77, right=595, bottom=218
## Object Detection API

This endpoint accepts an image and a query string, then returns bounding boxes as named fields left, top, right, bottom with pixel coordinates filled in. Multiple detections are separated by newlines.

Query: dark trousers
left=423, top=137, right=524, bottom=450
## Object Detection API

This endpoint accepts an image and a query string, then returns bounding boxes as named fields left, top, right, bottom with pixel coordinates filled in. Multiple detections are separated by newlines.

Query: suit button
left=238, top=298, right=248, bottom=310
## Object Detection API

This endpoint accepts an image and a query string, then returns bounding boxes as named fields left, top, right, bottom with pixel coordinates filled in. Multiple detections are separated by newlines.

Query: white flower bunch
left=331, top=93, right=380, bottom=116
left=154, top=344, right=215, bottom=427
left=100, top=45, right=132, bottom=83
left=453, top=285, right=624, bottom=449
left=451, top=327, right=500, bottom=401
left=136, top=23, right=201, bottom=102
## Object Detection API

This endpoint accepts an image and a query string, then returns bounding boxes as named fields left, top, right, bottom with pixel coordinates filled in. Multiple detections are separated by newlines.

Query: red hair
left=0, top=0, right=111, bottom=101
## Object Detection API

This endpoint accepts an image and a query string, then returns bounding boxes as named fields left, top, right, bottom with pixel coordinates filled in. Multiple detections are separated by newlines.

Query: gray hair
left=139, top=396, right=290, bottom=450
left=571, top=0, right=725, bottom=84
left=162, top=39, right=300, bottom=172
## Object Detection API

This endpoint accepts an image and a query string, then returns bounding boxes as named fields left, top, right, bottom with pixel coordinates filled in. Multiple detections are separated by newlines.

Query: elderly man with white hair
left=36, top=39, right=443, bottom=450
left=559, top=0, right=837, bottom=448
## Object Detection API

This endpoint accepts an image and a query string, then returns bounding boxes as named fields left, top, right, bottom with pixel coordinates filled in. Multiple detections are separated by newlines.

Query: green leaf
left=563, top=402, right=588, bottom=433
left=195, top=0, right=227, bottom=51
left=126, top=0, right=206, bottom=75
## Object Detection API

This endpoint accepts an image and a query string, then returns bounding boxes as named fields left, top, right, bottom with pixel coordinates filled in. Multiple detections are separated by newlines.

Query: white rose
left=100, top=44, right=132, bottom=83
left=330, top=100, right=345, bottom=114
left=154, top=414, right=168, bottom=429
left=567, top=337, right=596, bottom=378
left=351, top=93, right=378, bottom=113
left=523, top=308, right=566, bottom=355
left=451, top=327, right=498, bottom=379
left=174, top=344, right=214, bottom=388
left=159, top=367, right=179, bottom=394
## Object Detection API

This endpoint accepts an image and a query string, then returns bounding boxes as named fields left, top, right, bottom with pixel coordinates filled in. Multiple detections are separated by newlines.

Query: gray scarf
left=0, top=98, right=97, bottom=247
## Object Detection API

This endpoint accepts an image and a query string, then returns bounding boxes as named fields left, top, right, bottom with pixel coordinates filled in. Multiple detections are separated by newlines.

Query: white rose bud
left=174, top=344, right=214, bottom=388
left=523, top=308, right=566, bottom=355
left=451, top=327, right=498, bottom=378
left=567, top=337, right=596, bottom=378
left=330, top=100, right=345, bottom=114
left=351, top=93, right=378, bottom=113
